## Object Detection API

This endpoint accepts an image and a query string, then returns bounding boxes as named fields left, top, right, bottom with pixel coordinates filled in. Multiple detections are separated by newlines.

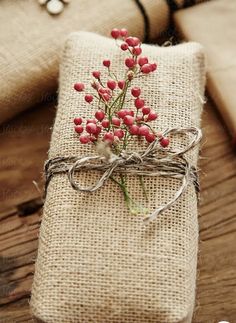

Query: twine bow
left=45, top=127, right=202, bottom=223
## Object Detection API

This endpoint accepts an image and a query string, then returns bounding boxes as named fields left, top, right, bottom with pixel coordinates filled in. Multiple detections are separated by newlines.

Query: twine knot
left=45, top=127, right=202, bottom=223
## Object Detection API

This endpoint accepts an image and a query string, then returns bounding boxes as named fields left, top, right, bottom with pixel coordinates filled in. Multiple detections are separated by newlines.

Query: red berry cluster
left=73, top=28, right=169, bottom=149
left=115, top=29, right=157, bottom=74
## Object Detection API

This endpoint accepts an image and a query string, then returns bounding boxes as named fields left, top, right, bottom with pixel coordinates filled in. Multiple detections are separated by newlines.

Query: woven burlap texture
left=0, top=0, right=209, bottom=124
left=30, top=32, right=206, bottom=323
left=0, top=0, right=167, bottom=124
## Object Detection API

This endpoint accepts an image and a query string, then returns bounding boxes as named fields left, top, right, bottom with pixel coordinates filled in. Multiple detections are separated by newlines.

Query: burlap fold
left=0, top=0, right=209, bottom=124
left=30, top=32, right=206, bottom=323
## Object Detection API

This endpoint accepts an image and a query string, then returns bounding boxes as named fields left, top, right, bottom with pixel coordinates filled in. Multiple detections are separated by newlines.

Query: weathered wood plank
left=0, top=298, right=34, bottom=322
left=194, top=99, right=236, bottom=323
left=0, top=103, right=55, bottom=211
left=0, top=207, right=41, bottom=307
left=0, top=104, right=51, bottom=321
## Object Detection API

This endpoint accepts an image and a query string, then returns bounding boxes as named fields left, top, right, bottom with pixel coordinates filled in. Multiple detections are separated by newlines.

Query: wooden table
left=0, top=97, right=236, bottom=322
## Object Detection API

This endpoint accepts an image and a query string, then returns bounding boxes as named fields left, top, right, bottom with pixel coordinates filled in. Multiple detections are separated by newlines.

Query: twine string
left=45, top=127, right=202, bottom=223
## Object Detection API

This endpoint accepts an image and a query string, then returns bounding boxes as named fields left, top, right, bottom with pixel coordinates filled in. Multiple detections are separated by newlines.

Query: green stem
left=110, top=175, right=149, bottom=216
left=110, top=175, right=132, bottom=208
left=120, top=80, right=129, bottom=109
left=108, top=68, right=118, bottom=82
left=139, top=175, right=149, bottom=202
left=123, top=132, right=131, bottom=150
left=110, top=90, right=124, bottom=110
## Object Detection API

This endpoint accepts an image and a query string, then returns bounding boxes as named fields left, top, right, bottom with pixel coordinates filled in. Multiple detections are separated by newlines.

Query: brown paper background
left=174, top=0, right=236, bottom=137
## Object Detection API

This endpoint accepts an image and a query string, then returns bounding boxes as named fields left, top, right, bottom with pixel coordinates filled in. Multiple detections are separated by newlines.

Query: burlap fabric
left=0, top=0, right=167, bottom=124
left=0, top=0, right=209, bottom=124
left=174, top=0, right=236, bottom=138
left=30, top=32, right=206, bottom=322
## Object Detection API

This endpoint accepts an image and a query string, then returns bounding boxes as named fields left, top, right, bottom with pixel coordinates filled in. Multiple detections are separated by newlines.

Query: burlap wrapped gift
left=174, top=0, right=236, bottom=138
left=0, top=0, right=208, bottom=124
left=30, top=32, right=206, bottom=322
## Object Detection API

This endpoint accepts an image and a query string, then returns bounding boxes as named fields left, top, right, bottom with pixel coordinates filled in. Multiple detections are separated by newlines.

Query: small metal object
left=38, top=0, right=70, bottom=15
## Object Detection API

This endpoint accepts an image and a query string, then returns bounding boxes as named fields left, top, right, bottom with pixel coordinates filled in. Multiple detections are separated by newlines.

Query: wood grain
left=0, top=98, right=235, bottom=323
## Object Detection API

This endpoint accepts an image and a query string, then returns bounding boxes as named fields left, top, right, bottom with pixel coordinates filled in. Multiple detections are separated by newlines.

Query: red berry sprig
left=73, top=28, right=169, bottom=150
left=72, top=28, right=171, bottom=215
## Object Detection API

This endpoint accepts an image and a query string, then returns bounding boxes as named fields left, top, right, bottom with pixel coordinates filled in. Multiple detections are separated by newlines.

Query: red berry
left=74, top=82, right=84, bottom=92
left=92, top=71, right=101, bottom=79
left=86, top=123, right=97, bottom=134
left=145, top=132, right=156, bottom=143
left=95, top=110, right=105, bottom=121
left=120, top=28, right=128, bottom=37
left=131, top=87, right=141, bottom=97
left=135, top=98, right=145, bottom=109
left=117, top=109, right=134, bottom=118
left=118, top=80, right=125, bottom=89
left=125, top=36, right=140, bottom=47
left=132, top=46, right=142, bottom=56
left=101, top=119, right=110, bottom=128
left=85, top=94, right=93, bottom=103
left=74, top=117, right=82, bottom=125
left=125, top=57, right=135, bottom=69
left=107, top=80, right=116, bottom=91
left=103, top=60, right=111, bottom=68
left=99, top=88, right=111, bottom=101
left=104, top=132, right=114, bottom=143
left=139, top=125, right=149, bottom=136
left=160, top=137, right=169, bottom=148
left=129, top=124, right=139, bottom=135
left=125, top=36, right=136, bottom=47
left=114, top=129, right=124, bottom=139
left=142, top=106, right=151, bottom=115
left=136, top=116, right=143, bottom=123
left=141, top=64, right=152, bottom=74
left=90, top=136, right=97, bottom=142
left=123, top=115, right=134, bottom=126
left=95, top=125, right=102, bottom=136
left=86, top=118, right=97, bottom=124
left=74, top=125, right=84, bottom=134
left=111, top=28, right=120, bottom=39
left=98, top=87, right=109, bottom=94
left=112, top=117, right=121, bottom=127
left=106, top=88, right=112, bottom=95
left=121, top=43, right=129, bottom=51
left=79, top=135, right=90, bottom=144
left=138, top=56, right=148, bottom=66
left=128, top=110, right=135, bottom=116
left=147, top=110, right=158, bottom=121
left=151, top=63, right=157, bottom=71
left=117, top=109, right=128, bottom=119
left=101, top=93, right=110, bottom=102
left=132, top=37, right=141, bottom=46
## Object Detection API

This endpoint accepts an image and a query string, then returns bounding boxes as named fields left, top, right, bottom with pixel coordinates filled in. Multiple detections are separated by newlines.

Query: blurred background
left=0, top=1, right=235, bottom=322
